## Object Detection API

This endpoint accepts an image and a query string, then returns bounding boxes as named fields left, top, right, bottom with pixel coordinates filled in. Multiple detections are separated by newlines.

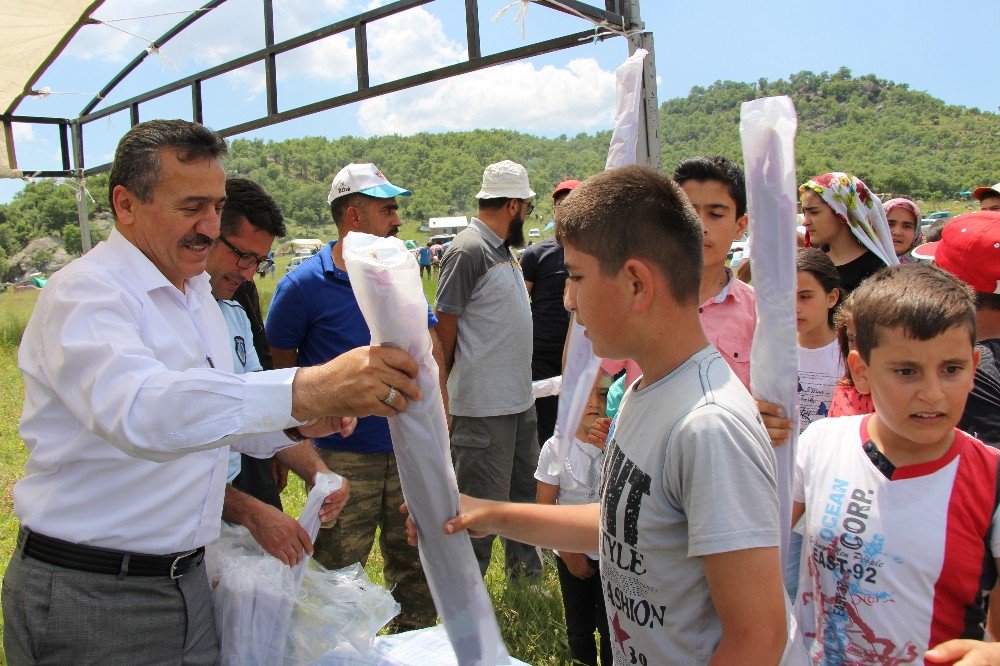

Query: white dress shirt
left=15, top=229, right=301, bottom=554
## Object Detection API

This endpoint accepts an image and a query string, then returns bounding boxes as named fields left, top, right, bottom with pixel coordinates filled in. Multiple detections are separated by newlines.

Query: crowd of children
left=405, top=159, right=1000, bottom=665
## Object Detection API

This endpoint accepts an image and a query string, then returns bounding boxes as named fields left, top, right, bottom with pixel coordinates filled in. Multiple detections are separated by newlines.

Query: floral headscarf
left=799, top=173, right=898, bottom=268
left=883, top=198, right=924, bottom=263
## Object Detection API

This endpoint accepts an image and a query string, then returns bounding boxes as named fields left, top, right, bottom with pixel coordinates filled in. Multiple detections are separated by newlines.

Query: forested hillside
left=1, top=68, right=996, bottom=279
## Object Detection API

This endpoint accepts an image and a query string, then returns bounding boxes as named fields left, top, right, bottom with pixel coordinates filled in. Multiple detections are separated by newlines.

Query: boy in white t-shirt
left=535, top=372, right=613, bottom=666
left=790, top=263, right=1000, bottom=664
left=412, top=166, right=787, bottom=665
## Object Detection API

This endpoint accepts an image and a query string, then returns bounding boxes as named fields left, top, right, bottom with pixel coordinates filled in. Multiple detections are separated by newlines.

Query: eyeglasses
left=522, top=201, right=535, bottom=216
left=217, top=235, right=274, bottom=272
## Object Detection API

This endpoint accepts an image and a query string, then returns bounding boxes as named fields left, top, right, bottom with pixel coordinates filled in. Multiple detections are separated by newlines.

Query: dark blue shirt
left=519, top=237, right=569, bottom=354
left=265, top=241, right=437, bottom=453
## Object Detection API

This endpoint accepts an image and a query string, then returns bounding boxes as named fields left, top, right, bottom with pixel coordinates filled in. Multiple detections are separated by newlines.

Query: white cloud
left=354, top=6, right=616, bottom=135
left=357, top=58, right=616, bottom=135
left=366, top=8, right=464, bottom=84
left=199, top=0, right=359, bottom=99
left=12, top=123, right=35, bottom=142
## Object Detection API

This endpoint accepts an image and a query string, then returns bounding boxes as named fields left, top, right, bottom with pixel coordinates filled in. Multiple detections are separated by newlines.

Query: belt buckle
left=169, top=549, right=198, bottom=579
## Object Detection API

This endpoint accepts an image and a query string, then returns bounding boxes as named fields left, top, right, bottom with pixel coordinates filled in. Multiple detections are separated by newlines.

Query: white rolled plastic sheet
left=605, top=47, right=648, bottom=169
left=342, top=232, right=510, bottom=666
left=549, top=48, right=648, bottom=477
left=293, top=471, right=343, bottom=584
left=206, top=523, right=399, bottom=666
left=531, top=375, right=562, bottom=399
left=740, top=96, right=800, bottom=568
left=548, top=320, right=600, bottom=479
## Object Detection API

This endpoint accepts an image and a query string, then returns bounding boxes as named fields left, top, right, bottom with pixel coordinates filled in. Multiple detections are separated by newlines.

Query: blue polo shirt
left=265, top=240, right=437, bottom=453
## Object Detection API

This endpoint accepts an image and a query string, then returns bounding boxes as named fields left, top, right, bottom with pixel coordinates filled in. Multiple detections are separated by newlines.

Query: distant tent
left=276, top=238, right=324, bottom=255
left=543, top=220, right=555, bottom=232
left=959, top=190, right=972, bottom=196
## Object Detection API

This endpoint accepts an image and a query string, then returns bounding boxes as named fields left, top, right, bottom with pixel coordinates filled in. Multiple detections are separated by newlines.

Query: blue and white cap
left=326, top=163, right=412, bottom=204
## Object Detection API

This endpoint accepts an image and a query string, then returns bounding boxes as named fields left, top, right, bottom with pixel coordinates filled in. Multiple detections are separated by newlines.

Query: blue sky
left=4, top=0, right=997, bottom=202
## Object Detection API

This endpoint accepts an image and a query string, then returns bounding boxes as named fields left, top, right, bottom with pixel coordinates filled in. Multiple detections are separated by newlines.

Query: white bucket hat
left=474, top=160, right=535, bottom=199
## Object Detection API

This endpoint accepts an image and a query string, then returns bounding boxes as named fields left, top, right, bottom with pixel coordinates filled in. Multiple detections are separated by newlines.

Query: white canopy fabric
left=0, top=0, right=103, bottom=177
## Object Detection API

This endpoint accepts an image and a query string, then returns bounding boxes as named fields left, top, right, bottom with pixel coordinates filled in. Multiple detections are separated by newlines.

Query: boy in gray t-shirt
left=602, top=347, right=778, bottom=663
left=417, top=166, right=788, bottom=665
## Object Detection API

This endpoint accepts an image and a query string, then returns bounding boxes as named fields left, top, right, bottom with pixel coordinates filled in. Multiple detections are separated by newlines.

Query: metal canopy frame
left=1, top=0, right=646, bottom=177
left=1, top=0, right=658, bottom=252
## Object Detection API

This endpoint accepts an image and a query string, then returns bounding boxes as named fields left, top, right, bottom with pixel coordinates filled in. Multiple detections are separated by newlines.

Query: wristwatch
left=283, top=427, right=306, bottom=442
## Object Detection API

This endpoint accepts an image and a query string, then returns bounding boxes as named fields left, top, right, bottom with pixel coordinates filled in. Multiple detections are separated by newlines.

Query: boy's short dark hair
left=222, top=178, right=286, bottom=238
left=851, top=264, right=976, bottom=362
left=924, top=218, right=949, bottom=243
left=975, top=292, right=1000, bottom=313
left=672, top=156, right=747, bottom=219
left=555, top=164, right=703, bottom=306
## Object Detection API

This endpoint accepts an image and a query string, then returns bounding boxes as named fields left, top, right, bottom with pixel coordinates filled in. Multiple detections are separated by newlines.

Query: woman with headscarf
left=884, top=197, right=924, bottom=263
left=799, top=173, right=898, bottom=294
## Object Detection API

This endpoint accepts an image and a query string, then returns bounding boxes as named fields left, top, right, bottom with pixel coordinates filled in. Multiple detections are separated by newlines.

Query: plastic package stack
left=206, top=474, right=400, bottom=665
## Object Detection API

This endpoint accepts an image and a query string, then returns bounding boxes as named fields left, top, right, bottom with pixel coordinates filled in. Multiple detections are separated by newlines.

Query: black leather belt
left=20, top=528, right=205, bottom=579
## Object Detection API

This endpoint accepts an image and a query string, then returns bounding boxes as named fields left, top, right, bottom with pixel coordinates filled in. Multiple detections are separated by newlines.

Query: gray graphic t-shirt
left=600, top=345, right=780, bottom=664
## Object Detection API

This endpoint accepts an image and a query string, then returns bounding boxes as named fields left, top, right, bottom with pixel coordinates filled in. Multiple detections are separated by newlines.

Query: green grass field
left=0, top=275, right=572, bottom=664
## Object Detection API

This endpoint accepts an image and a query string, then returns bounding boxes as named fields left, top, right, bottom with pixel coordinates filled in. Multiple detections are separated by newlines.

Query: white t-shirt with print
left=797, top=338, right=844, bottom=433
left=790, top=415, right=1000, bottom=664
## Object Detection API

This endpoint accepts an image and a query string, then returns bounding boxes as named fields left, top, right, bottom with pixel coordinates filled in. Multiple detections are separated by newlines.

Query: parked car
left=429, top=233, right=456, bottom=246
left=528, top=228, right=541, bottom=238
left=727, top=240, right=748, bottom=261
left=286, top=256, right=306, bottom=273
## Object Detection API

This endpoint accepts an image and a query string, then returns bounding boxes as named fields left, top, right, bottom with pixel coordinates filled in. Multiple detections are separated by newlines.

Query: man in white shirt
left=2, top=120, right=421, bottom=665
left=208, top=176, right=351, bottom=566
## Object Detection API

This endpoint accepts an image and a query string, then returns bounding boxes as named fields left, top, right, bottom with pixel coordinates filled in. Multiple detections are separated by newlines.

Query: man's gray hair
left=108, top=119, right=228, bottom=215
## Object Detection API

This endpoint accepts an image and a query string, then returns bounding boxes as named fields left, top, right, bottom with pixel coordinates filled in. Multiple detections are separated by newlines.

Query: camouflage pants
left=312, top=449, right=436, bottom=631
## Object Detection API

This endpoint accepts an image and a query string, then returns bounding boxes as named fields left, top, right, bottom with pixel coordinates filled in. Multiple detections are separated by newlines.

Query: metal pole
left=70, top=121, right=92, bottom=253
left=624, top=0, right=661, bottom=171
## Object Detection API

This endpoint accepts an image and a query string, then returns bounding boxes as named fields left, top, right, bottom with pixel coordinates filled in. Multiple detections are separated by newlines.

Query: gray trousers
left=2, top=533, right=218, bottom=666
left=451, top=406, right=543, bottom=580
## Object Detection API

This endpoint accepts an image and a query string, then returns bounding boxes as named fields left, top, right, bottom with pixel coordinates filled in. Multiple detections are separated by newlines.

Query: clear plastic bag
left=739, top=95, right=800, bottom=568
left=343, top=232, right=510, bottom=665
left=206, top=523, right=400, bottom=666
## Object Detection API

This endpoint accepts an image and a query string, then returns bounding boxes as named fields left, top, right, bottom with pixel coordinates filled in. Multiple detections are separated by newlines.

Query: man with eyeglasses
left=204, top=177, right=351, bottom=566
left=434, top=160, right=543, bottom=581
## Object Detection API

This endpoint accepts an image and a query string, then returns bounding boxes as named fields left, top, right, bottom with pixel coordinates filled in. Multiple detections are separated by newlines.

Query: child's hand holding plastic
left=587, top=417, right=612, bottom=447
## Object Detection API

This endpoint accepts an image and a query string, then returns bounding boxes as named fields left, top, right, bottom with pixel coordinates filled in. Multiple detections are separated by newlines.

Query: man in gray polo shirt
left=434, top=160, right=542, bottom=580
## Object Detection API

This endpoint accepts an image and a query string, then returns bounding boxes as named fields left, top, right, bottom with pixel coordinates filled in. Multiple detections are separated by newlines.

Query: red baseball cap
left=972, top=183, right=1000, bottom=201
left=912, top=211, right=1000, bottom=294
left=552, top=179, right=581, bottom=199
